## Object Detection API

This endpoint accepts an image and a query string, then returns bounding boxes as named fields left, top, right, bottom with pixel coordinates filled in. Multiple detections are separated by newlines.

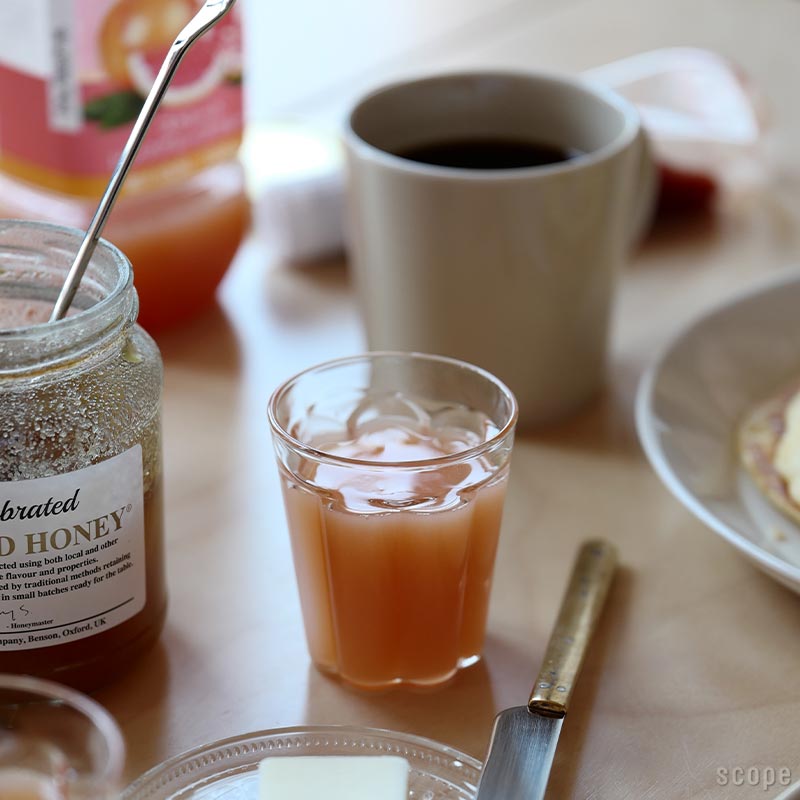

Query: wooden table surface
left=98, top=0, right=800, bottom=797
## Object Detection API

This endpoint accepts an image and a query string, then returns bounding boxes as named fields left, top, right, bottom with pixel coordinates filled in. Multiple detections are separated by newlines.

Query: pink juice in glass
left=270, top=354, right=517, bottom=690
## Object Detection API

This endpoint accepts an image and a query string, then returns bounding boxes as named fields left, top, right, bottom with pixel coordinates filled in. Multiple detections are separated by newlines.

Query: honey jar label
left=0, top=446, right=146, bottom=651
left=0, top=0, right=243, bottom=198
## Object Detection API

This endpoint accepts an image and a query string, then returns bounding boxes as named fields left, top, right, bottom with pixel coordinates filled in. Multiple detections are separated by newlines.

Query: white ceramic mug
left=344, top=71, right=654, bottom=428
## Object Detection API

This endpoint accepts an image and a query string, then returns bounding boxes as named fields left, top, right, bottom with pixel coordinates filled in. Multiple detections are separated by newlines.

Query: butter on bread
left=739, top=379, right=800, bottom=524
left=775, top=390, right=800, bottom=504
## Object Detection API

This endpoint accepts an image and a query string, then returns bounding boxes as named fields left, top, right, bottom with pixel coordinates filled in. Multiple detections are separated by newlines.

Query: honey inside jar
left=0, top=221, right=166, bottom=690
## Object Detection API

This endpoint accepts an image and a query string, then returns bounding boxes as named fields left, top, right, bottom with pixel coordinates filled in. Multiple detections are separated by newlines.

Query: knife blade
left=475, top=539, right=617, bottom=800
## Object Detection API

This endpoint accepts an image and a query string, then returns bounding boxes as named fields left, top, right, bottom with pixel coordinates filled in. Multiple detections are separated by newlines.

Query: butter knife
left=475, top=539, right=617, bottom=800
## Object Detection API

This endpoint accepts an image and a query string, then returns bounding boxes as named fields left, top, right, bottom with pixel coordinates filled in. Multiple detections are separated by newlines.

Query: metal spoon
left=49, top=0, right=239, bottom=322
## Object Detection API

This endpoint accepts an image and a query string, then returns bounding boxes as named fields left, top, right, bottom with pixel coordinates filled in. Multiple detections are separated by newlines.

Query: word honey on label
left=0, top=220, right=166, bottom=690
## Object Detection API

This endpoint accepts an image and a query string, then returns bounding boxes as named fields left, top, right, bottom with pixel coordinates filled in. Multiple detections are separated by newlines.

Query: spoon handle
left=50, top=0, right=238, bottom=322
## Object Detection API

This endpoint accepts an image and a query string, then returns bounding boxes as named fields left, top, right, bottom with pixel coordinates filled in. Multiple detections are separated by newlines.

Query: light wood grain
left=96, top=1, right=800, bottom=797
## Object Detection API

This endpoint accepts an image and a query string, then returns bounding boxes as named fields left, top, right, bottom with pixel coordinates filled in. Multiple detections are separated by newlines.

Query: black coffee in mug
left=394, top=137, right=582, bottom=169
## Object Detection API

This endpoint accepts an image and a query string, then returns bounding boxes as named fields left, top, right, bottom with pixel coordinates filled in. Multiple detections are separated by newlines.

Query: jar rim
left=0, top=220, right=137, bottom=374
left=0, top=219, right=133, bottom=337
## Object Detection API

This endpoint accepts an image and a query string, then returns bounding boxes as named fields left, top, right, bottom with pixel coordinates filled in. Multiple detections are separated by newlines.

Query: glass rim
left=267, top=351, right=518, bottom=470
left=0, top=672, right=126, bottom=783
left=121, top=724, right=481, bottom=800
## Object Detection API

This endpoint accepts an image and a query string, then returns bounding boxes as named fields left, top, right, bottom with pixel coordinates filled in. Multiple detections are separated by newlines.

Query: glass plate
left=123, top=725, right=481, bottom=800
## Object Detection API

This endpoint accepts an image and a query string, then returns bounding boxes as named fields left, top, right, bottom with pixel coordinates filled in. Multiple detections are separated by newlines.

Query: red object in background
left=587, top=48, right=765, bottom=223
left=655, top=163, right=717, bottom=218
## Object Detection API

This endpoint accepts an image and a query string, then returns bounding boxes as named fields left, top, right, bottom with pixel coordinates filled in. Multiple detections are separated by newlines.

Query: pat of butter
left=776, top=391, right=800, bottom=504
left=259, top=755, right=409, bottom=800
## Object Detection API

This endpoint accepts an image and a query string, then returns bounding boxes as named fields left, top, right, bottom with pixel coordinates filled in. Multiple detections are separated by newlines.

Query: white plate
left=636, top=270, right=800, bottom=594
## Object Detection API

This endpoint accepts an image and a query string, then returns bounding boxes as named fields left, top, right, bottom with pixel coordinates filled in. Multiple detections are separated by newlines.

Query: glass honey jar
left=0, top=220, right=166, bottom=690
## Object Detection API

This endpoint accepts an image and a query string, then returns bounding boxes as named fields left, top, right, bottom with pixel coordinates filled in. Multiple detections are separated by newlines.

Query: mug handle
left=629, top=127, right=658, bottom=246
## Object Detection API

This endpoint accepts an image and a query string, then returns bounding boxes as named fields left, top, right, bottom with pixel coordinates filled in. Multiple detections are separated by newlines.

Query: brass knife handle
left=528, top=539, right=617, bottom=718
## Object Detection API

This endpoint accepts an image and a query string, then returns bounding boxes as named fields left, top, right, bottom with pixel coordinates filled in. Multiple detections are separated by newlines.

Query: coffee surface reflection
left=394, top=137, right=582, bottom=169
